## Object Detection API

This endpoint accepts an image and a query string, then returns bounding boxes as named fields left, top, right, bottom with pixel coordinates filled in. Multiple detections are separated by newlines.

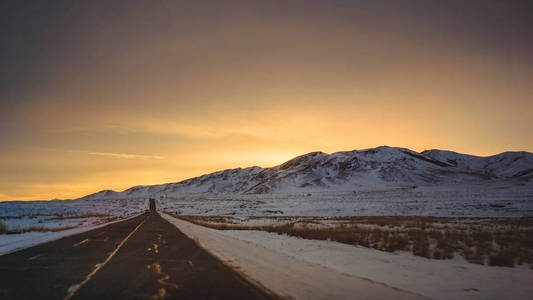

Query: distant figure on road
left=149, top=198, right=156, bottom=211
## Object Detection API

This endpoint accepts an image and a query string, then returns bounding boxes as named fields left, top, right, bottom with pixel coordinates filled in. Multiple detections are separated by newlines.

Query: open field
left=162, top=213, right=533, bottom=300
left=0, top=198, right=148, bottom=217
left=165, top=212, right=533, bottom=268
left=0, top=198, right=148, bottom=236
left=0, top=200, right=147, bottom=255
left=0, top=213, right=120, bottom=234
left=158, top=183, right=533, bottom=218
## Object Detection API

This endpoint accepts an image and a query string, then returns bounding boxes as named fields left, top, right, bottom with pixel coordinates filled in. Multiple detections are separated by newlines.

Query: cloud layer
left=1, top=1, right=532, bottom=200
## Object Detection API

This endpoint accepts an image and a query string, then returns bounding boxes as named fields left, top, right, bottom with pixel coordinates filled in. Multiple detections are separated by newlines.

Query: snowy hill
left=422, top=149, right=533, bottom=178
left=76, top=146, right=533, bottom=200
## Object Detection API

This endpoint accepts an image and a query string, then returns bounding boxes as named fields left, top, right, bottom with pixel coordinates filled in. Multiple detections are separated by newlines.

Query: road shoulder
left=161, top=212, right=424, bottom=300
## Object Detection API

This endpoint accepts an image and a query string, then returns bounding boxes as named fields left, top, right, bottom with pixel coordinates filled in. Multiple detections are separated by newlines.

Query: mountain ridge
left=76, top=146, right=533, bottom=200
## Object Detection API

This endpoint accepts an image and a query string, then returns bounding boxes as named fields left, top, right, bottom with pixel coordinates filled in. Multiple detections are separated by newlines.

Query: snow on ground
left=0, top=198, right=148, bottom=217
left=162, top=213, right=533, bottom=300
left=1, top=215, right=103, bottom=231
left=0, top=214, right=141, bottom=255
left=0, top=198, right=148, bottom=255
left=0, top=198, right=147, bottom=229
left=158, top=182, right=533, bottom=218
left=222, top=230, right=533, bottom=300
left=2, top=190, right=531, bottom=298
left=161, top=213, right=423, bottom=300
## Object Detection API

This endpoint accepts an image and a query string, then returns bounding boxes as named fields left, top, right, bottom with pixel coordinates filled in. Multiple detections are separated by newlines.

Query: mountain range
left=77, top=146, right=533, bottom=200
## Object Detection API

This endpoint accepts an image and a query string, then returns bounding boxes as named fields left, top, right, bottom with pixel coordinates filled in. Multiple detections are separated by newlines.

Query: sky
left=1, top=0, right=533, bottom=201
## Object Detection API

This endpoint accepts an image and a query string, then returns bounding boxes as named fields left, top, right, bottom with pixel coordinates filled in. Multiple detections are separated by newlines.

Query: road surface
left=0, top=212, right=273, bottom=300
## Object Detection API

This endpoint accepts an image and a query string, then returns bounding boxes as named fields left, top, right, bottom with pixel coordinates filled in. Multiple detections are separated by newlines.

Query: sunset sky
left=1, top=1, right=533, bottom=201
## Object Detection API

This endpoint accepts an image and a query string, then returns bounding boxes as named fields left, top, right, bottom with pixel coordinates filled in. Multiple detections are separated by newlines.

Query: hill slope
left=76, top=146, right=533, bottom=200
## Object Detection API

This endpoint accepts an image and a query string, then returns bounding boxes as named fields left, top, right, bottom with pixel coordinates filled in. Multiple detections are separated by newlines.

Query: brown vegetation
left=0, top=214, right=54, bottom=220
left=1, top=225, right=79, bottom=234
left=165, top=212, right=533, bottom=268
left=46, top=213, right=111, bottom=220
left=0, top=213, right=111, bottom=221
left=0, top=213, right=115, bottom=234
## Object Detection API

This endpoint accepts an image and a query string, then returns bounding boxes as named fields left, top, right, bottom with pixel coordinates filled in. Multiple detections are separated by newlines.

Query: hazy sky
left=1, top=1, right=533, bottom=200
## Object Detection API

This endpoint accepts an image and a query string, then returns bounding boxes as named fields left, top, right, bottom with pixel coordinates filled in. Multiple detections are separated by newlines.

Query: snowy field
left=158, top=182, right=533, bottom=218
left=2, top=181, right=532, bottom=257
left=0, top=198, right=148, bottom=255
left=1, top=181, right=532, bottom=299
left=0, top=215, right=142, bottom=255
left=162, top=213, right=533, bottom=300
left=0, top=198, right=148, bottom=217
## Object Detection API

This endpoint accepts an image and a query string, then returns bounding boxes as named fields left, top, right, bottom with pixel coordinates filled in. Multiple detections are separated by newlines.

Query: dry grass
left=1, top=225, right=79, bottom=234
left=165, top=212, right=533, bottom=268
left=0, top=213, right=111, bottom=221
left=46, top=213, right=111, bottom=220
left=0, top=213, right=114, bottom=234
left=0, top=214, right=54, bottom=220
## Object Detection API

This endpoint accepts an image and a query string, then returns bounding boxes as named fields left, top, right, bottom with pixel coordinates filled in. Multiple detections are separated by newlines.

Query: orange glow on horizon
left=1, top=2, right=532, bottom=201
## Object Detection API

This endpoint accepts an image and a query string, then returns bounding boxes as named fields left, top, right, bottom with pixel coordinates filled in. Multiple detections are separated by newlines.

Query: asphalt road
left=0, top=212, right=273, bottom=300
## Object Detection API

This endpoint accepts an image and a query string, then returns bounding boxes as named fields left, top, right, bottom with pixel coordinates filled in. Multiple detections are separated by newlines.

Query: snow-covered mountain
left=76, top=146, right=533, bottom=200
